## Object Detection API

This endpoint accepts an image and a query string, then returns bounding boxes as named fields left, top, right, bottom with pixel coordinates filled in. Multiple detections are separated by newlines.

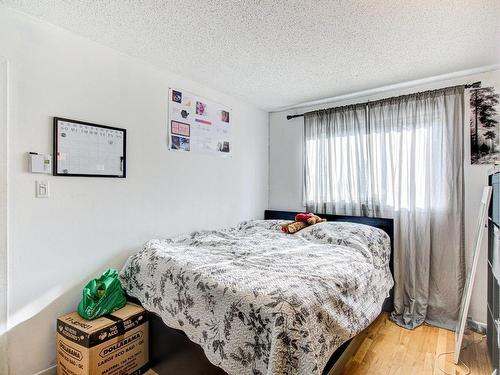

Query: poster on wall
left=168, top=88, right=231, bottom=156
left=470, top=87, right=500, bottom=164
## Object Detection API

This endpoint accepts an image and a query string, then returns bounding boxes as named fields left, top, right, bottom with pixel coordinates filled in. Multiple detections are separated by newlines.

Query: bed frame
left=135, top=210, right=395, bottom=375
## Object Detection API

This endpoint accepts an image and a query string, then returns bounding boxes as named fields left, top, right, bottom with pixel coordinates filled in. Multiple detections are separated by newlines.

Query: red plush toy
left=281, top=213, right=326, bottom=234
left=295, top=213, right=327, bottom=225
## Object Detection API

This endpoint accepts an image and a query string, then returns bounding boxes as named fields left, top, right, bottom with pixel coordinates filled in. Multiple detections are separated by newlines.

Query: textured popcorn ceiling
left=2, top=0, right=499, bottom=110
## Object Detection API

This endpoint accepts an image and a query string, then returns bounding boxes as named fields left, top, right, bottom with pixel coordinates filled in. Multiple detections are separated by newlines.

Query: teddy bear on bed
left=281, top=213, right=327, bottom=234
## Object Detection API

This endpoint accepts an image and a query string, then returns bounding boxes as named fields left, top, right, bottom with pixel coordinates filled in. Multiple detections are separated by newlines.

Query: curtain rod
left=286, top=81, right=482, bottom=120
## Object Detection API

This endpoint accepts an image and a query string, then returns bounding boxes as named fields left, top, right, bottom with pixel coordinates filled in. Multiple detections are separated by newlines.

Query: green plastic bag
left=77, top=268, right=127, bottom=320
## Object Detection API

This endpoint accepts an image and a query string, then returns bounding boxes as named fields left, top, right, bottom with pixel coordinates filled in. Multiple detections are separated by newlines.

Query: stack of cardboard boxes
left=56, top=303, right=149, bottom=375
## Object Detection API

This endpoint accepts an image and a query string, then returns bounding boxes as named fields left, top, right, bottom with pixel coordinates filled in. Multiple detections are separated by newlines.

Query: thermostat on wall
left=28, top=152, right=52, bottom=174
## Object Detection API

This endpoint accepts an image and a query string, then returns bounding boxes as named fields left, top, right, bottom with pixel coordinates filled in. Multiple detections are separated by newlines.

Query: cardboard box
left=56, top=303, right=149, bottom=375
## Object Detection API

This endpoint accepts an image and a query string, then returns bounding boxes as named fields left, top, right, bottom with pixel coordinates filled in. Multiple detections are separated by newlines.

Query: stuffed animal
left=280, top=213, right=326, bottom=234
left=295, top=213, right=327, bottom=225
left=281, top=221, right=307, bottom=234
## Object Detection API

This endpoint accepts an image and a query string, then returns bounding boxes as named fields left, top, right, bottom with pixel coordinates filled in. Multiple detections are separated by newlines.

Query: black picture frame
left=53, top=117, right=127, bottom=178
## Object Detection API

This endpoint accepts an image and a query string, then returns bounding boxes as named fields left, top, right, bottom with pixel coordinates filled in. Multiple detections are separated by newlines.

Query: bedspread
left=120, top=220, right=393, bottom=375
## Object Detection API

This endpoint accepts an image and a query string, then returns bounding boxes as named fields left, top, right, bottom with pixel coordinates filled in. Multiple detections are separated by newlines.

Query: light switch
left=36, top=181, right=49, bottom=198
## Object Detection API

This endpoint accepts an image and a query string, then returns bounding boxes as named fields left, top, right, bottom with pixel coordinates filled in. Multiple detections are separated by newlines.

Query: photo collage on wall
left=168, top=88, right=231, bottom=155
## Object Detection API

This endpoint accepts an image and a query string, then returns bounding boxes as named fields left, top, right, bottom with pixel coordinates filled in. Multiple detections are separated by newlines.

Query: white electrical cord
left=436, top=351, right=471, bottom=375
left=437, top=331, right=486, bottom=375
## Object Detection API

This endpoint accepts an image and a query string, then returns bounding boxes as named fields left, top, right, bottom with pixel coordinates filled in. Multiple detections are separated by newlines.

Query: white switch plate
left=36, top=181, right=49, bottom=198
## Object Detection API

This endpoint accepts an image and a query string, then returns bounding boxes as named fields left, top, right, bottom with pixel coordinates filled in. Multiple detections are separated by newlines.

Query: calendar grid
left=53, top=117, right=126, bottom=178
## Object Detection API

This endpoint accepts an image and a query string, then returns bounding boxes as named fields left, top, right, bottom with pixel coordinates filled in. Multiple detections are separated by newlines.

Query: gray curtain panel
left=303, top=86, right=465, bottom=330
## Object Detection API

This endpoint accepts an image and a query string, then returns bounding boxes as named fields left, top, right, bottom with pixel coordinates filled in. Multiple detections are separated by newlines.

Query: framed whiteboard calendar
left=53, top=117, right=126, bottom=177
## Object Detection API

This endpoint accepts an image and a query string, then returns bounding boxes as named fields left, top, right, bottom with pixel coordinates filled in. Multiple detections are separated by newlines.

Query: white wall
left=0, top=56, right=9, bottom=375
left=0, top=6, right=269, bottom=375
left=269, top=69, right=500, bottom=326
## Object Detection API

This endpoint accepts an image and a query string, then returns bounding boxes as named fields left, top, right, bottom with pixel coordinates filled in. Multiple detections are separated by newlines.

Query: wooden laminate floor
left=340, top=313, right=491, bottom=375
left=147, top=313, right=491, bottom=375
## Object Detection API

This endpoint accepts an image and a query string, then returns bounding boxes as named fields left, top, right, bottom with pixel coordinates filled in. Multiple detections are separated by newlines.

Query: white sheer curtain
left=304, top=86, right=465, bottom=329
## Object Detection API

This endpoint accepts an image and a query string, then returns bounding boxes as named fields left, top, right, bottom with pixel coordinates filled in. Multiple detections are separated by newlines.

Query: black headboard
left=264, top=210, right=394, bottom=312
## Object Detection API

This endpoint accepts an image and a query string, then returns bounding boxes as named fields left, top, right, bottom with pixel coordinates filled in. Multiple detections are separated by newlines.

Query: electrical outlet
left=36, top=181, right=49, bottom=198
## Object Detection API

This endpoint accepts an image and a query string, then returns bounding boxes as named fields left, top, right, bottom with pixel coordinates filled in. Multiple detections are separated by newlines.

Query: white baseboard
left=33, top=364, right=56, bottom=375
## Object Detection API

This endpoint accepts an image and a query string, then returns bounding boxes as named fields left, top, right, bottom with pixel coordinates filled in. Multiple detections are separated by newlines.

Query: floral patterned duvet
left=120, top=220, right=393, bottom=375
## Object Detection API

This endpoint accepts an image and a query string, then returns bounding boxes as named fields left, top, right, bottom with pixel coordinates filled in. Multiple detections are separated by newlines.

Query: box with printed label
left=56, top=302, right=149, bottom=375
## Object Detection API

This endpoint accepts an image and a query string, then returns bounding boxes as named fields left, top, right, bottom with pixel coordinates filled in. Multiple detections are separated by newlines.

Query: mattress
left=120, top=220, right=393, bottom=375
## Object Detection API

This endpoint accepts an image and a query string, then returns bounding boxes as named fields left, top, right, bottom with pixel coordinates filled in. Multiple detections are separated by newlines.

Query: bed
left=120, top=210, right=394, bottom=375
